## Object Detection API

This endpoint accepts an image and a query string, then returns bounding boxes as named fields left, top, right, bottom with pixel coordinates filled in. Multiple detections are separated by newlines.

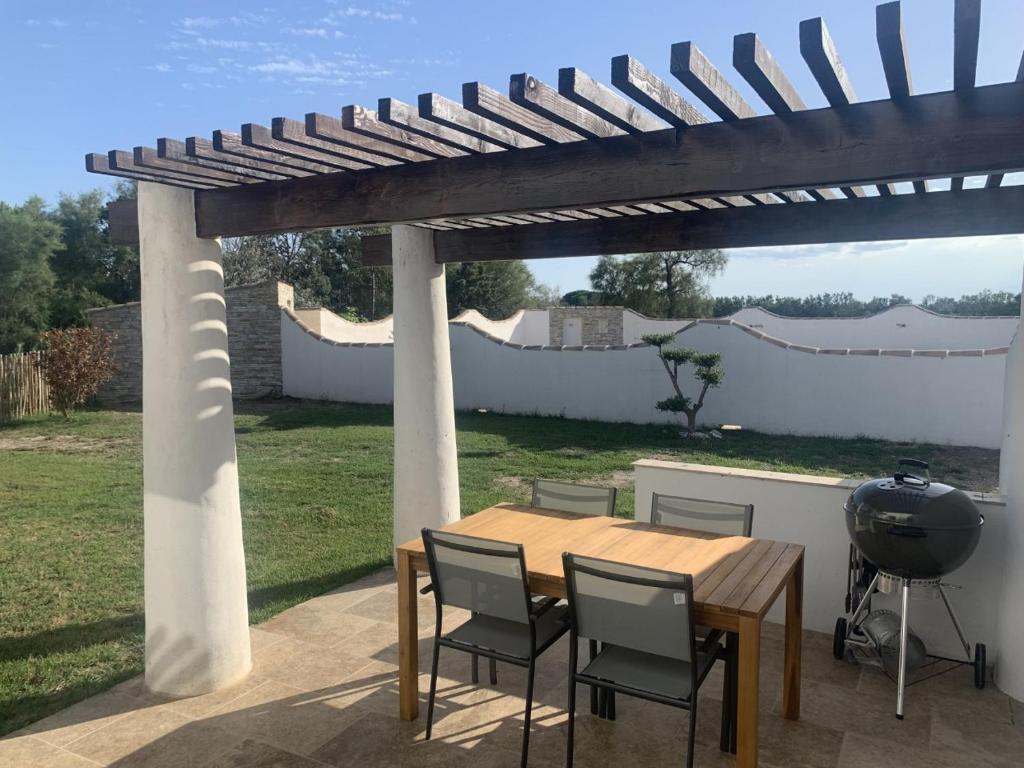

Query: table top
left=397, top=503, right=804, bottom=620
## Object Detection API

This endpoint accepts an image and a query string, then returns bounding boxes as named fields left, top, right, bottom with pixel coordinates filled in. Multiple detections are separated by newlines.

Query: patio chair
left=531, top=478, right=616, bottom=715
left=532, top=478, right=617, bottom=517
left=646, top=492, right=754, bottom=752
left=561, top=553, right=729, bottom=768
left=421, top=528, right=570, bottom=768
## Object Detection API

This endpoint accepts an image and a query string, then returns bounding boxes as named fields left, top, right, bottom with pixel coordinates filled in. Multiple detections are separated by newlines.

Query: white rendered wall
left=282, top=317, right=1008, bottom=448
left=137, top=182, right=251, bottom=696
left=633, top=460, right=1007, bottom=661
left=390, top=226, right=460, bottom=551
left=623, top=310, right=692, bottom=344
left=730, top=306, right=1018, bottom=350
left=293, top=307, right=394, bottom=342
left=451, top=309, right=549, bottom=344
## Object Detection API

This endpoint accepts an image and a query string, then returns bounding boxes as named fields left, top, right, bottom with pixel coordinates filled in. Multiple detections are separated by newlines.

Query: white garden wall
left=633, top=460, right=1008, bottom=661
left=451, top=309, right=549, bottom=345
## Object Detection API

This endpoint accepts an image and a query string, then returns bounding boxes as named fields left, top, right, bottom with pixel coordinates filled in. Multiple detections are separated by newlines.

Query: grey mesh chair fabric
left=532, top=479, right=616, bottom=517
left=421, top=529, right=569, bottom=768
left=650, top=493, right=754, bottom=537
left=562, top=553, right=731, bottom=768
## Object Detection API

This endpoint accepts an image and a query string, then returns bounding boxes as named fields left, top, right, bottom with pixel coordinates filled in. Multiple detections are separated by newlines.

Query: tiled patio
left=3, top=568, right=1022, bottom=768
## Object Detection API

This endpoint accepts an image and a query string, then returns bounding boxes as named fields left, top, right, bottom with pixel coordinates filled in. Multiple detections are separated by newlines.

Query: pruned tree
left=38, top=327, right=115, bottom=417
left=642, top=333, right=724, bottom=435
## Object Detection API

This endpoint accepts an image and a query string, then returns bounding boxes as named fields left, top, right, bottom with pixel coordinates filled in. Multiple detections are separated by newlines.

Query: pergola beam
left=192, top=81, right=1024, bottom=238
left=358, top=186, right=1024, bottom=266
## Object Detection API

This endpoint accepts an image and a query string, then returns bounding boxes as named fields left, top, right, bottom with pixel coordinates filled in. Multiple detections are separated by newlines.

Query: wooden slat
left=157, top=138, right=285, bottom=181
left=135, top=146, right=254, bottom=185
left=557, top=67, right=666, bottom=134
left=212, top=130, right=341, bottom=175
left=611, top=54, right=709, bottom=127
left=509, top=73, right=626, bottom=139
left=953, top=0, right=982, bottom=90
left=418, top=92, right=543, bottom=149
left=86, top=153, right=215, bottom=190
left=186, top=136, right=311, bottom=178
left=671, top=41, right=757, bottom=120
left=951, top=176, right=965, bottom=192
left=245, top=122, right=372, bottom=171
left=192, top=82, right=1024, bottom=237
left=800, top=17, right=872, bottom=198
left=342, top=105, right=466, bottom=158
left=304, top=113, right=433, bottom=164
left=876, top=2, right=929, bottom=194
left=273, top=117, right=400, bottom=168
left=358, top=187, right=1024, bottom=266
left=107, top=151, right=231, bottom=188
left=107, top=198, right=139, bottom=245
left=378, top=97, right=504, bottom=153
left=733, top=33, right=805, bottom=113
left=721, top=540, right=790, bottom=612
left=463, top=81, right=585, bottom=144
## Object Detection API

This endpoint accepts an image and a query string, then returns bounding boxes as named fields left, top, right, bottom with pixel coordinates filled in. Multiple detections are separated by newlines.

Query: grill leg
left=938, top=584, right=972, bottom=661
left=896, top=578, right=910, bottom=720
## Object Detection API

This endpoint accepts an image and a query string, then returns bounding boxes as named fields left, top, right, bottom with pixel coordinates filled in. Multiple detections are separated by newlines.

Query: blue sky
left=2, top=0, right=1022, bottom=301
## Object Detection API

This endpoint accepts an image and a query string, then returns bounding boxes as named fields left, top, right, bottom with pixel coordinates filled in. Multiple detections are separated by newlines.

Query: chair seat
left=580, top=646, right=715, bottom=702
left=445, top=606, right=569, bottom=659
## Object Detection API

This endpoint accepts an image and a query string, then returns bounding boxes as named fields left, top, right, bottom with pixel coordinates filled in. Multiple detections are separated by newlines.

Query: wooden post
left=737, top=615, right=761, bottom=768
left=783, top=555, right=804, bottom=720
left=397, top=549, right=419, bottom=720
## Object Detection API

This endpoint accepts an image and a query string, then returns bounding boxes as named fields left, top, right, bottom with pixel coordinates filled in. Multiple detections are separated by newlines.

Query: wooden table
left=396, top=504, right=804, bottom=768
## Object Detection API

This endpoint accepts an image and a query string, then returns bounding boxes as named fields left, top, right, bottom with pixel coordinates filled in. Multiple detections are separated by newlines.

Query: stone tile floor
left=3, top=568, right=1022, bottom=767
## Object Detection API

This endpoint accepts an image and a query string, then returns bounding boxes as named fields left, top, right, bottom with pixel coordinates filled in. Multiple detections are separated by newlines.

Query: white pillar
left=995, top=263, right=1024, bottom=699
left=392, top=225, right=461, bottom=551
left=138, top=182, right=251, bottom=696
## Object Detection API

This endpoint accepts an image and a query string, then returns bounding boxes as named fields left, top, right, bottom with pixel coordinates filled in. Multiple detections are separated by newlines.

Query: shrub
left=642, top=333, right=724, bottom=435
left=37, top=327, right=115, bottom=417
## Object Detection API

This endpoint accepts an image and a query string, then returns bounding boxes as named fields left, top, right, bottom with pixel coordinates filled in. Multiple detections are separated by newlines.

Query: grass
left=0, top=399, right=998, bottom=735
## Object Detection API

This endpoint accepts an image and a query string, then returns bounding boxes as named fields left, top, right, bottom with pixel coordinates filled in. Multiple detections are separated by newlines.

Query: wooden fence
left=0, top=351, right=50, bottom=422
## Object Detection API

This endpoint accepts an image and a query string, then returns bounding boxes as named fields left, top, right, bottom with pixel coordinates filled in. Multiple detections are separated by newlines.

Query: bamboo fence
left=0, top=351, right=50, bottom=422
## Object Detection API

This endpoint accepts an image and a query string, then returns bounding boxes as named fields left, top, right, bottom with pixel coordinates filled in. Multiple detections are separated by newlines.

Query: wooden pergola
left=87, top=3, right=1024, bottom=767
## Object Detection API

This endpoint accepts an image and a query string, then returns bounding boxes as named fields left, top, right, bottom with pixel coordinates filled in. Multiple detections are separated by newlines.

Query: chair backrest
left=422, top=529, right=531, bottom=624
left=562, top=553, right=696, bottom=663
left=650, top=493, right=754, bottom=537
left=532, top=479, right=616, bottom=517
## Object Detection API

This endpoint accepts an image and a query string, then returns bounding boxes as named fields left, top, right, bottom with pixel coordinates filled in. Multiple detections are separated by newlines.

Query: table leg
left=783, top=556, right=804, bottom=720
left=736, top=615, right=760, bottom=768
left=397, top=550, right=419, bottom=721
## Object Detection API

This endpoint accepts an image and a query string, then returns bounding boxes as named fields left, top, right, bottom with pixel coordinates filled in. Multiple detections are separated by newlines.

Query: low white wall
left=452, top=309, right=549, bottom=345
left=730, top=306, right=1018, bottom=350
left=623, top=310, right=692, bottom=344
left=282, top=313, right=1009, bottom=448
left=633, top=460, right=1008, bottom=662
left=293, top=308, right=394, bottom=343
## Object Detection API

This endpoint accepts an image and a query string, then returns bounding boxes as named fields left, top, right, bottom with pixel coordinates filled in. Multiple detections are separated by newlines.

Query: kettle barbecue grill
left=833, top=459, right=986, bottom=719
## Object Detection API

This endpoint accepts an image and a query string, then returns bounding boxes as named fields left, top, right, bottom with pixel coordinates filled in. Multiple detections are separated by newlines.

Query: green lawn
left=0, top=399, right=998, bottom=735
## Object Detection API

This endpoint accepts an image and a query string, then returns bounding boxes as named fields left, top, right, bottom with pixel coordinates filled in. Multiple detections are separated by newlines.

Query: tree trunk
left=686, top=410, right=697, bottom=434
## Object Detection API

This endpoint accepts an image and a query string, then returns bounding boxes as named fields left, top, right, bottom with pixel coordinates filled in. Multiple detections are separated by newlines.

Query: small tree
left=642, top=333, right=724, bottom=435
left=38, top=327, right=115, bottom=417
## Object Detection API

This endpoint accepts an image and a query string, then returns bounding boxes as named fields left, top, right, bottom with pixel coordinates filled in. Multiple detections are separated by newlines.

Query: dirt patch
left=493, top=476, right=529, bottom=493
left=0, top=435, right=133, bottom=455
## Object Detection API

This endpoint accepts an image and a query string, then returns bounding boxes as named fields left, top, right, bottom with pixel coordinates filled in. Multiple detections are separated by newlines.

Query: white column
left=392, top=225, right=461, bottom=551
left=996, top=263, right=1024, bottom=699
left=138, top=182, right=251, bottom=696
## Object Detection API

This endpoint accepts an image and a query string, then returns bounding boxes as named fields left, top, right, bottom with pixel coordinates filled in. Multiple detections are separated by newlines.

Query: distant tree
left=562, top=289, right=603, bottom=306
left=0, top=199, right=60, bottom=353
left=38, top=326, right=115, bottom=417
left=921, top=290, right=1020, bottom=316
left=643, top=333, right=724, bottom=435
left=713, top=292, right=914, bottom=318
left=524, top=282, right=563, bottom=308
left=590, top=250, right=726, bottom=317
left=446, top=260, right=546, bottom=318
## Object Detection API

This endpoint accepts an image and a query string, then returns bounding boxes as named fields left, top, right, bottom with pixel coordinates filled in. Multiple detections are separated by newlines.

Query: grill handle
left=895, top=458, right=930, bottom=488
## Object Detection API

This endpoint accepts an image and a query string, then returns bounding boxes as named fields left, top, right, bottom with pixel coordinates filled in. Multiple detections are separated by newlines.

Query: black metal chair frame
left=562, top=553, right=732, bottom=768
left=421, top=528, right=569, bottom=768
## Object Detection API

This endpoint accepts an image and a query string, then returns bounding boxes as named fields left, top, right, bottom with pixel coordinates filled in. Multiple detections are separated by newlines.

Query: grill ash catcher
left=833, top=459, right=987, bottom=719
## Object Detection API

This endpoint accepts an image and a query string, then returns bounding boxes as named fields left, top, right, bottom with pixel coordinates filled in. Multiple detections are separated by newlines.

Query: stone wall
left=548, top=306, right=624, bottom=345
left=89, top=281, right=294, bottom=405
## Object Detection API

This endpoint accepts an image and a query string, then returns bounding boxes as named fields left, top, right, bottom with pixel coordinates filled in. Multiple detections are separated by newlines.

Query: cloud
left=284, top=26, right=329, bottom=38
left=149, top=63, right=173, bottom=72
left=182, top=16, right=221, bottom=29
left=26, top=17, right=68, bottom=28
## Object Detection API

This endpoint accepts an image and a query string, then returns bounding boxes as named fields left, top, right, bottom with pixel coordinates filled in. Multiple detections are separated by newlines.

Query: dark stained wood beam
left=557, top=67, right=665, bottom=134
left=509, top=73, right=625, bottom=139
left=463, top=82, right=585, bottom=144
left=273, top=117, right=399, bottom=168
left=953, top=0, right=981, bottom=91
left=184, top=137, right=307, bottom=178
left=303, top=113, right=431, bottom=164
left=192, top=81, right=1024, bottom=238
left=107, top=198, right=139, bottom=245
left=244, top=123, right=371, bottom=171
left=107, top=150, right=231, bottom=188
left=378, top=97, right=504, bottom=153
left=86, top=154, right=210, bottom=190
left=158, top=138, right=285, bottom=181
left=418, top=92, right=543, bottom=149
left=800, top=17, right=872, bottom=198
left=610, top=54, right=709, bottom=127
left=211, top=130, right=339, bottom=175
left=671, top=41, right=758, bottom=120
left=134, top=146, right=254, bottom=185
left=341, top=105, right=466, bottom=158
left=359, top=187, right=1024, bottom=266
